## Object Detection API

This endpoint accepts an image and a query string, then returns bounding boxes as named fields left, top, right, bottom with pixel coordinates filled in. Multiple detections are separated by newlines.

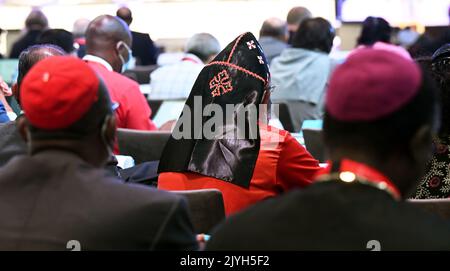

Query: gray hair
left=260, top=17, right=288, bottom=39
left=185, top=33, right=221, bottom=63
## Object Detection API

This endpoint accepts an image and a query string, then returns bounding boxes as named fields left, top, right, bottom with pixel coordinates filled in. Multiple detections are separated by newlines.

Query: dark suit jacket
left=0, top=150, right=197, bottom=250
left=206, top=181, right=450, bottom=251
left=9, top=30, right=43, bottom=58
left=131, top=31, right=158, bottom=66
left=0, top=121, right=26, bottom=167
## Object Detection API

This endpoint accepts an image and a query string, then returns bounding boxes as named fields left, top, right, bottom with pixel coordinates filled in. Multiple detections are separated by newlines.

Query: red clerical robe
left=158, top=124, right=321, bottom=215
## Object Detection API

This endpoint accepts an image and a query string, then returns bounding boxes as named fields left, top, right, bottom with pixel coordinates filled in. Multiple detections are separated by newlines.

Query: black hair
left=17, top=44, right=66, bottom=104
left=431, top=44, right=450, bottom=138
left=38, top=29, right=75, bottom=54
left=323, top=64, right=439, bottom=160
left=25, top=10, right=48, bottom=30
left=291, top=17, right=335, bottom=53
left=357, top=16, right=392, bottom=46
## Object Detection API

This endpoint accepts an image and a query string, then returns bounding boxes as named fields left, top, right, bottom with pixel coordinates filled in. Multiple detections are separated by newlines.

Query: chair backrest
left=302, top=128, right=326, bottom=162
left=147, top=100, right=164, bottom=118
left=407, top=199, right=450, bottom=220
left=277, top=102, right=295, bottom=133
left=172, top=189, right=226, bottom=234
left=117, top=129, right=171, bottom=164
left=123, top=65, right=159, bottom=84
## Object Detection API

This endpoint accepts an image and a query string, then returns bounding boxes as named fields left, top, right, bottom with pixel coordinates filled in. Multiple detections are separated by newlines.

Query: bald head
left=73, top=18, right=91, bottom=38
left=260, top=17, right=288, bottom=41
left=85, top=15, right=132, bottom=72
left=287, top=6, right=312, bottom=31
left=116, top=7, right=132, bottom=26
left=86, top=15, right=131, bottom=47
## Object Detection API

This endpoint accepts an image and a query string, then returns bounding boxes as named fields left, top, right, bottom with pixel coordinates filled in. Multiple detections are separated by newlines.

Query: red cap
left=21, top=56, right=99, bottom=130
left=326, top=48, right=422, bottom=121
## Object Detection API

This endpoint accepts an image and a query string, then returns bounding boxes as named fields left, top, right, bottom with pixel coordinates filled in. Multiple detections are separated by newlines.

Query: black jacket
left=9, top=30, right=43, bottom=58
left=0, top=150, right=197, bottom=250
left=207, top=181, right=450, bottom=251
left=131, top=31, right=158, bottom=66
left=0, top=122, right=26, bottom=167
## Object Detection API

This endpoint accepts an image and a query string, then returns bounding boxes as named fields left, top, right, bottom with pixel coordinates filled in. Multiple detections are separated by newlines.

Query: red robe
left=158, top=124, right=321, bottom=215
left=87, top=61, right=157, bottom=131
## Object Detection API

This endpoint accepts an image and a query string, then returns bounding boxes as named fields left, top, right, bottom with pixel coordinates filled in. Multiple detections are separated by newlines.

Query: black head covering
left=432, top=43, right=450, bottom=61
left=158, top=32, right=270, bottom=188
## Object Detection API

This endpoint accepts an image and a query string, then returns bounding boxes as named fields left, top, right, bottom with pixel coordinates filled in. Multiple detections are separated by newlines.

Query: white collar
left=182, top=53, right=204, bottom=64
left=83, top=55, right=113, bottom=71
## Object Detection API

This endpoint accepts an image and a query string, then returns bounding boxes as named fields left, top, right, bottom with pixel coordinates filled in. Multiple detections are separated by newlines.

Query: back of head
left=259, top=17, right=288, bottom=41
left=357, top=16, right=392, bottom=46
left=85, top=15, right=132, bottom=72
left=286, top=6, right=312, bottom=27
left=19, top=56, right=114, bottom=165
left=25, top=9, right=48, bottom=30
left=116, top=6, right=133, bottom=26
left=86, top=15, right=131, bottom=51
left=431, top=44, right=450, bottom=138
left=17, top=44, right=66, bottom=97
left=323, top=49, right=438, bottom=195
left=292, top=17, right=335, bottom=54
left=72, top=18, right=91, bottom=38
left=159, top=32, right=270, bottom=188
left=38, top=29, right=75, bottom=54
left=185, top=33, right=221, bottom=63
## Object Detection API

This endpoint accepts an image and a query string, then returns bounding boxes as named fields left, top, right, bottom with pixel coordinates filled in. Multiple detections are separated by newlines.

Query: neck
left=86, top=50, right=119, bottom=72
left=30, top=140, right=106, bottom=168
left=328, top=150, right=410, bottom=198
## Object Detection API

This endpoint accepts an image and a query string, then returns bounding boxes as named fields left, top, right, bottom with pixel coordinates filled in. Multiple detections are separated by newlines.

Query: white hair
left=185, top=33, right=221, bottom=63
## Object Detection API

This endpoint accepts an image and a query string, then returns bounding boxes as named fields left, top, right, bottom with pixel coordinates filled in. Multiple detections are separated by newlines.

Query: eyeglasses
left=266, top=85, right=277, bottom=93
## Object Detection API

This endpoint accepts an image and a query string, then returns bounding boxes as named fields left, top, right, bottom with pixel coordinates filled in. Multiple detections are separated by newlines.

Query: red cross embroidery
left=247, top=40, right=256, bottom=50
left=209, top=70, right=233, bottom=97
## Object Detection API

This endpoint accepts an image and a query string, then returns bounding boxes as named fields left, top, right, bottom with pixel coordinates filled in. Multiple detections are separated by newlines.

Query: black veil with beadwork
left=158, top=32, right=270, bottom=188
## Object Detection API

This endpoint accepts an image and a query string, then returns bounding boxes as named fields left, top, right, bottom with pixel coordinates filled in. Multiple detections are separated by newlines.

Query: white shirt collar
left=182, top=53, right=204, bottom=64
left=83, top=55, right=114, bottom=71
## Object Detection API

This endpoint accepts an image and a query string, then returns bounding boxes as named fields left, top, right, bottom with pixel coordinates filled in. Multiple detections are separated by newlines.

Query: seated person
left=0, top=44, right=65, bottom=167
left=270, top=17, right=336, bottom=132
left=415, top=44, right=450, bottom=198
left=158, top=33, right=321, bottom=216
left=350, top=16, right=411, bottom=60
left=0, top=56, right=197, bottom=250
left=84, top=15, right=157, bottom=132
left=0, top=44, right=159, bottom=184
left=206, top=49, right=450, bottom=250
left=149, top=33, right=220, bottom=101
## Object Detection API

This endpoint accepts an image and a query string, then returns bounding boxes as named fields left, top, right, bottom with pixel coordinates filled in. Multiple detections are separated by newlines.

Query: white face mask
left=117, top=41, right=132, bottom=73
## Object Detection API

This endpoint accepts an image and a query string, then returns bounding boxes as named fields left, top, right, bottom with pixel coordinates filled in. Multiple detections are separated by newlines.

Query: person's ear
left=101, top=115, right=116, bottom=149
left=17, top=116, right=30, bottom=143
left=410, top=125, right=433, bottom=165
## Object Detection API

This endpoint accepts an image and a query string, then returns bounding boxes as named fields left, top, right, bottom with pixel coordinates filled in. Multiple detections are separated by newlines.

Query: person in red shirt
left=83, top=15, right=156, bottom=131
left=158, top=32, right=321, bottom=215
